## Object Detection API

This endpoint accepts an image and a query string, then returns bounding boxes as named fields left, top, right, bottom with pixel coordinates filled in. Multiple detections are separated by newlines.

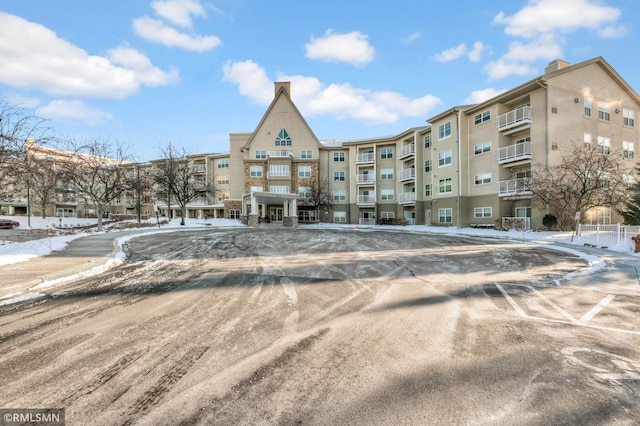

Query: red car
left=0, top=218, right=19, bottom=229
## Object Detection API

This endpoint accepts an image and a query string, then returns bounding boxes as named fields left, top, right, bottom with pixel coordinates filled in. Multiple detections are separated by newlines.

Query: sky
left=0, top=0, right=639, bottom=162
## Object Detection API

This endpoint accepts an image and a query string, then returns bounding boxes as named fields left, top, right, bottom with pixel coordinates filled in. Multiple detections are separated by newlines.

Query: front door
left=270, top=207, right=283, bottom=222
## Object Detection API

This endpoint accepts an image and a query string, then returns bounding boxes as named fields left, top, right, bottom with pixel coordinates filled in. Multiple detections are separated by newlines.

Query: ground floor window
left=515, top=207, right=531, bottom=218
left=474, top=207, right=492, bottom=218
left=229, top=209, right=240, bottom=219
left=380, top=211, right=395, bottom=219
left=298, top=210, right=317, bottom=223
left=438, top=208, right=453, bottom=223
left=334, top=211, right=346, bottom=222
left=56, top=207, right=76, bottom=218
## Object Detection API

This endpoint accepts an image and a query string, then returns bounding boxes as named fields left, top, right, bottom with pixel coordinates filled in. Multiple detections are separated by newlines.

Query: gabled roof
left=240, top=83, right=322, bottom=151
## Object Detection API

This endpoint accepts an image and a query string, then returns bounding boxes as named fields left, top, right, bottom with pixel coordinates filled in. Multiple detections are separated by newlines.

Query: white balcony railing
left=497, top=105, right=532, bottom=131
left=399, top=144, right=415, bottom=159
left=398, top=192, right=416, bottom=203
left=356, top=174, right=375, bottom=184
left=267, top=172, right=290, bottom=178
left=357, top=195, right=376, bottom=205
left=356, top=152, right=375, bottom=163
left=498, top=178, right=532, bottom=197
left=398, top=168, right=416, bottom=181
left=359, top=218, right=376, bottom=225
left=268, top=150, right=293, bottom=158
left=498, top=141, right=532, bottom=164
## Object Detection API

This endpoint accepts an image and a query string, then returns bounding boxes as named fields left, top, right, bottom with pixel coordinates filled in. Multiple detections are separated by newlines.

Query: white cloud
left=36, top=100, right=114, bottom=125
left=503, top=34, right=563, bottom=63
left=151, top=0, right=207, bottom=28
left=432, top=43, right=466, bottom=62
left=468, top=41, right=485, bottom=62
left=597, top=25, right=628, bottom=39
left=222, top=60, right=442, bottom=125
left=305, top=30, right=375, bottom=67
left=107, top=45, right=179, bottom=86
left=493, top=0, right=622, bottom=39
left=133, top=16, right=221, bottom=52
left=402, top=32, right=421, bottom=44
left=0, top=12, right=176, bottom=100
left=463, top=88, right=507, bottom=104
left=484, top=60, right=536, bottom=81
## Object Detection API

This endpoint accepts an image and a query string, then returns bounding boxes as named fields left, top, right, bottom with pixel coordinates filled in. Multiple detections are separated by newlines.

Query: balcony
left=398, top=192, right=416, bottom=204
left=398, top=168, right=416, bottom=182
left=398, top=144, right=415, bottom=159
left=192, top=164, right=206, bottom=173
left=497, top=106, right=532, bottom=132
left=357, top=195, right=376, bottom=205
left=498, top=141, right=532, bottom=164
left=356, top=174, right=375, bottom=185
left=498, top=178, right=532, bottom=197
left=268, top=150, right=293, bottom=158
left=267, top=172, right=290, bottom=179
left=356, top=152, right=375, bottom=164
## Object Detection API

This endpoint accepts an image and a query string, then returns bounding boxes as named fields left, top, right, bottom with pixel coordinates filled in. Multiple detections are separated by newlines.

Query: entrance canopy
left=241, top=191, right=300, bottom=224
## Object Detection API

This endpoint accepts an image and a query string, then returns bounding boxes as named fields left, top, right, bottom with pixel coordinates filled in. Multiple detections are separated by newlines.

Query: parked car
left=0, top=218, right=20, bottom=229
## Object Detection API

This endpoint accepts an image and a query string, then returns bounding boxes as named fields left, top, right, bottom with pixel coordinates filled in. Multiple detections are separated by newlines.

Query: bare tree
left=58, top=137, right=131, bottom=231
left=153, top=144, right=203, bottom=226
left=523, top=142, right=632, bottom=230
left=299, top=178, right=335, bottom=221
left=25, top=154, right=60, bottom=218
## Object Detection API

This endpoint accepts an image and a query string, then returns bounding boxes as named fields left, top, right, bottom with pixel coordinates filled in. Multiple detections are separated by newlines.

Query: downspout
left=455, top=108, right=462, bottom=229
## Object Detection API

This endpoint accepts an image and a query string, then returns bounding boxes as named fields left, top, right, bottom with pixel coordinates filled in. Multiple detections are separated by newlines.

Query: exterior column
left=248, top=193, right=259, bottom=227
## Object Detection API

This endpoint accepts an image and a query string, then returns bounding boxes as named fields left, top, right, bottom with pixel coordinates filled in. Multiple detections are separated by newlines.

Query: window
left=298, top=166, right=311, bottom=177
left=298, top=186, right=311, bottom=197
left=584, top=99, right=592, bottom=117
left=438, top=121, right=452, bottom=140
left=381, top=148, right=393, bottom=159
left=380, top=168, right=394, bottom=180
left=598, top=104, right=611, bottom=121
left=269, top=185, right=290, bottom=193
left=424, top=160, right=432, bottom=173
left=334, top=211, right=347, bottom=223
left=229, top=209, right=240, bottom=219
left=381, top=189, right=394, bottom=200
left=584, top=133, right=592, bottom=149
left=623, top=109, right=635, bottom=127
left=474, top=110, right=491, bottom=125
left=275, top=128, right=292, bottom=146
left=474, top=141, right=491, bottom=155
left=552, top=142, right=558, bottom=150
left=333, top=152, right=345, bottom=162
left=623, top=174, right=635, bottom=187
left=255, top=150, right=266, bottom=159
left=474, top=173, right=492, bottom=185
left=300, top=149, right=313, bottom=159
left=250, top=166, right=262, bottom=177
left=438, top=178, right=452, bottom=194
left=438, top=208, right=453, bottom=223
left=425, top=184, right=432, bottom=197
left=333, top=189, right=346, bottom=201
left=250, top=186, right=263, bottom=192
left=217, top=159, right=229, bottom=168
left=624, top=141, right=635, bottom=159
left=424, top=135, right=432, bottom=148
left=380, top=211, right=395, bottom=219
left=597, top=136, right=611, bottom=154
left=334, top=171, right=345, bottom=181
left=269, top=165, right=289, bottom=177
left=217, top=176, right=230, bottom=185
left=474, top=207, right=492, bottom=218
left=438, top=149, right=452, bottom=167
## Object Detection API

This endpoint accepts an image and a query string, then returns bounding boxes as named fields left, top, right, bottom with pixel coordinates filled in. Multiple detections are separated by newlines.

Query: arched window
left=275, top=128, right=292, bottom=146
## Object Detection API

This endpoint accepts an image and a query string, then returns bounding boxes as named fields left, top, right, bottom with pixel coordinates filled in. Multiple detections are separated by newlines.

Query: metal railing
left=357, top=195, right=376, bottom=205
left=356, top=174, right=375, bottom=184
left=399, top=144, right=415, bottom=158
left=268, top=150, right=292, bottom=158
left=359, top=218, right=376, bottom=225
left=498, top=178, right=532, bottom=197
left=497, top=105, right=532, bottom=131
left=576, top=224, right=640, bottom=249
left=398, top=192, right=416, bottom=203
left=498, top=141, right=532, bottom=164
left=398, top=168, right=416, bottom=181
left=356, top=152, right=375, bottom=163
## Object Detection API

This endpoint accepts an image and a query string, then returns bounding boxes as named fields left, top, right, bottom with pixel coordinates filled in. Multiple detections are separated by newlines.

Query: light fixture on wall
left=574, top=97, right=580, bottom=103
left=615, top=108, right=621, bottom=114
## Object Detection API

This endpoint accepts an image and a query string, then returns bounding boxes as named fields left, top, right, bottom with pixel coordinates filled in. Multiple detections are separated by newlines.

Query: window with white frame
left=300, top=149, right=313, bottom=159
left=380, top=168, right=394, bottom=180
left=269, top=164, right=289, bottom=177
left=381, top=189, right=394, bottom=200
left=424, top=135, right=432, bottom=148
left=334, top=171, right=345, bottom=181
left=584, top=133, right=592, bottom=149
left=333, top=152, right=345, bottom=162
left=275, top=128, right=292, bottom=146
left=474, top=207, right=492, bottom=218
left=474, top=110, right=491, bottom=125
left=298, top=186, right=311, bottom=197
left=584, top=99, right=592, bottom=117
left=438, top=208, right=452, bottom=223
left=623, top=174, right=635, bottom=187
left=439, top=149, right=452, bottom=167
left=474, top=173, right=492, bottom=185
left=333, top=189, right=346, bottom=201
left=425, top=184, right=432, bottom=197
left=217, top=175, right=230, bottom=185
left=334, top=211, right=347, bottom=223
left=298, top=165, right=311, bottom=177
left=624, top=141, right=635, bottom=159
left=381, top=148, right=393, bottom=159
left=438, top=178, right=452, bottom=194
left=250, top=165, right=263, bottom=177
left=598, top=104, right=611, bottom=121
left=438, top=121, right=451, bottom=140
left=255, top=150, right=266, bottom=159
left=229, top=209, right=240, bottom=219
left=597, top=136, right=611, bottom=154
left=474, top=141, right=491, bottom=155
left=425, top=160, right=432, bottom=173
left=217, top=159, right=229, bottom=168
left=269, top=185, right=290, bottom=193
left=250, top=186, right=263, bottom=192
left=623, top=109, right=635, bottom=127
left=380, top=211, right=395, bottom=219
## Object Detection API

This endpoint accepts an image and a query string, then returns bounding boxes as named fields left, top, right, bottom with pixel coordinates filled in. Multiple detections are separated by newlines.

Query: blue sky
left=0, top=0, right=638, bottom=161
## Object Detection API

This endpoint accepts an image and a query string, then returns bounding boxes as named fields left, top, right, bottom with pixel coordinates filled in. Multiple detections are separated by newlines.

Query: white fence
left=575, top=224, right=640, bottom=249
